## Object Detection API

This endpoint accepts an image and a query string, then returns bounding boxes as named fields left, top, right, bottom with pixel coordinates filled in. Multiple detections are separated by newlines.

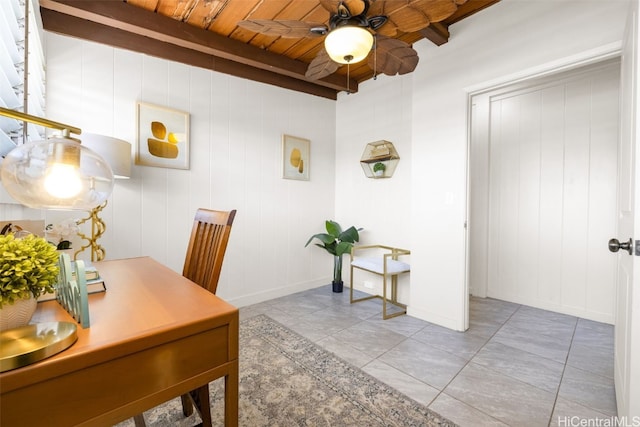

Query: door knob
left=608, top=238, right=633, bottom=255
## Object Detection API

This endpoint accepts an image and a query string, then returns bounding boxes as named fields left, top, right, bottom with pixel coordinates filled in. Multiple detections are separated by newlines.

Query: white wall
left=336, top=0, right=631, bottom=330
left=33, top=34, right=338, bottom=307
left=335, top=74, right=413, bottom=300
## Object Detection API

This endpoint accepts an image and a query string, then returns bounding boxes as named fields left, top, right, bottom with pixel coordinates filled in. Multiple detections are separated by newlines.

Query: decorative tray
left=0, top=321, right=78, bottom=372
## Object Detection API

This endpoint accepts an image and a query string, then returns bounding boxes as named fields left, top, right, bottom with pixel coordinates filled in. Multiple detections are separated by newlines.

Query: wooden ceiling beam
left=40, top=8, right=340, bottom=100
left=420, top=22, right=450, bottom=46
left=39, top=0, right=358, bottom=97
left=419, top=0, right=501, bottom=47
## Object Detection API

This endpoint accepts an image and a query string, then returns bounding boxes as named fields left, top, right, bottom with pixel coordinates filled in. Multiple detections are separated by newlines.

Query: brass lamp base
left=75, top=201, right=107, bottom=262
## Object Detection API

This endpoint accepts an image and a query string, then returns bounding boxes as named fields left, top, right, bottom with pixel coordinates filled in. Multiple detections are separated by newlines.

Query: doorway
left=468, top=58, right=620, bottom=324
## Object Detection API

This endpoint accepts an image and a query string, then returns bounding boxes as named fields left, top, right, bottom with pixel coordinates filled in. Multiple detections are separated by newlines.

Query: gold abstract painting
left=136, top=102, right=190, bottom=169
left=282, top=134, right=310, bottom=181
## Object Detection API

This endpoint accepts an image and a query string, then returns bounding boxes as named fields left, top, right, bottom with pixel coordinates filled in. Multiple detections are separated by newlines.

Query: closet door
left=483, top=60, right=619, bottom=323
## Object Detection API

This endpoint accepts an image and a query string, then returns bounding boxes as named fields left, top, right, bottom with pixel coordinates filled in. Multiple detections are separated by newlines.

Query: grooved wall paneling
left=40, top=34, right=336, bottom=306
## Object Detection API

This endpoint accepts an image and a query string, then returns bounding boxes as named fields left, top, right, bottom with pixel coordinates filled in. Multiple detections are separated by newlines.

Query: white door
left=612, top=2, right=640, bottom=418
left=470, top=60, right=621, bottom=323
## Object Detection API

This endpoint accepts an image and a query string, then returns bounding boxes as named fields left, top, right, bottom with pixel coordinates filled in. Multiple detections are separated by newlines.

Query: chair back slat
left=182, top=209, right=236, bottom=294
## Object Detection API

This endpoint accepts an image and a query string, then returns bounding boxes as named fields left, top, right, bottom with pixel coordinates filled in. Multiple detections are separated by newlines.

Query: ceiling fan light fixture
left=324, top=25, right=373, bottom=64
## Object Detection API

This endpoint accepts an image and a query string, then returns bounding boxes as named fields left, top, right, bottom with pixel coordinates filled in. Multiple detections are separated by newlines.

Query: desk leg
left=225, top=360, right=239, bottom=427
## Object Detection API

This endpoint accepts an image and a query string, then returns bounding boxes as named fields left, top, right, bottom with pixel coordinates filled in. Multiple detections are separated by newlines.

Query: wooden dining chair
left=182, top=208, right=237, bottom=294
left=134, top=208, right=237, bottom=427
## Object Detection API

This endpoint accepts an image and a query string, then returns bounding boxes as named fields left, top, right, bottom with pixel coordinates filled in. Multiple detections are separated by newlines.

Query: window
left=0, top=0, right=46, bottom=157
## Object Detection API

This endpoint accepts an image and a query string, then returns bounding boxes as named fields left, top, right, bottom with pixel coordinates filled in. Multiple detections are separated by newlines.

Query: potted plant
left=305, top=220, right=361, bottom=293
left=0, top=234, right=60, bottom=330
left=373, top=162, right=386, bottom=177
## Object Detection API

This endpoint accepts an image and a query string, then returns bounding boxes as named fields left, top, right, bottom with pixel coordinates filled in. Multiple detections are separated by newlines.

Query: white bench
left=350, top=245, right=410, bottom=319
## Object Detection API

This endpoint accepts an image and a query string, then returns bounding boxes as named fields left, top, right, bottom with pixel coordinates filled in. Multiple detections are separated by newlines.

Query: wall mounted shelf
left=360, top=140, right=400, bottom=179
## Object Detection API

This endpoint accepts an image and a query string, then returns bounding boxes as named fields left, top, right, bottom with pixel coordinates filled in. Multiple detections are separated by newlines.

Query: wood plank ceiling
left=38, top=0, right=500, bottom=99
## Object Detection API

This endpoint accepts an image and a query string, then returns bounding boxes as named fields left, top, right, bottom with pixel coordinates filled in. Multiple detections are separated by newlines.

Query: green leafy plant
left=305, top=220, right=361, bottom=284
left=0, top=234, right=60, bottom=308
left=373, top=162, right=386, bottom=173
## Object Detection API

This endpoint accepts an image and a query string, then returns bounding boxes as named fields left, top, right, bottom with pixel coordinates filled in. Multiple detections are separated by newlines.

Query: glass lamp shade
left=324, top=26, right=374, bottom=64
left=0, top=137, right=114, bottom=210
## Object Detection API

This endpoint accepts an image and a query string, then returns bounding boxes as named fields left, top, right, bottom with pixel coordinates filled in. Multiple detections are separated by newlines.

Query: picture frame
left=282, top=134, right=310, bottom=181
left=136, top=102, right=190, bottom=169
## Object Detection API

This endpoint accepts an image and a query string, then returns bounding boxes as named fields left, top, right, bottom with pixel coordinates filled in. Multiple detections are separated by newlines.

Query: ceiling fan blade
left=305, top=48, right=340, bottom=81
left=414, top=0, right=459, bottom=23
left=237, top=20, right=326, bottom=38
left=366, top=2, right=395, bottom=36
left=372, top=0, right=462, bottom=33
left=369, top=36, right=419, bottom=76
left=369, top=13, right=398, bottom=37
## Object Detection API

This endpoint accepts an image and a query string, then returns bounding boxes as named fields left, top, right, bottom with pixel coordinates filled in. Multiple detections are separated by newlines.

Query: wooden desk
left=0, top=257, right=239, bottom=427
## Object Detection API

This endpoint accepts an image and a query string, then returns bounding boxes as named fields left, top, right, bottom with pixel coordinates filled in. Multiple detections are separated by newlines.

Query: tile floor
left=240, top=285, right=617, bottom=427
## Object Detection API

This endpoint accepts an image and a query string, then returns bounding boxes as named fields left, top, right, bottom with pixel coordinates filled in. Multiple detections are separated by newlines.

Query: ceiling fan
left=237, top=0, right=421, bottom=82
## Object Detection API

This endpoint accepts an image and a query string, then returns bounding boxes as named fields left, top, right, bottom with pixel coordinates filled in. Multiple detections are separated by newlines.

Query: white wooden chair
left=349, top=245, right=410, bottom=319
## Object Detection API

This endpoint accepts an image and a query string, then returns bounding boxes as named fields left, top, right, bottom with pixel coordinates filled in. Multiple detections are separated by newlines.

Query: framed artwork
left=136, top=102, right=190, bottom=169
left=282, top=134, right=310, bottom=181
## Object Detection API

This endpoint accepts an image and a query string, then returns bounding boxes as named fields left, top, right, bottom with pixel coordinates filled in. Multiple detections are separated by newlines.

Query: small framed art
left=282, top=134, right=310, bottom=181
left=136, top=102, right=190, bottom=169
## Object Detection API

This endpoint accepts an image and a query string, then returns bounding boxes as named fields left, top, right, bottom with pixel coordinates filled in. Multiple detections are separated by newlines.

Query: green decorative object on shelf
left=373, top=162, right=386, bottom=176
left=360, top=140, right=400, bottom=178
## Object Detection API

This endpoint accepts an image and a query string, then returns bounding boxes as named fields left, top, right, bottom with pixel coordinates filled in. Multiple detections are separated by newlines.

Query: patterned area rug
left=117, top=314, right=456, bottom=426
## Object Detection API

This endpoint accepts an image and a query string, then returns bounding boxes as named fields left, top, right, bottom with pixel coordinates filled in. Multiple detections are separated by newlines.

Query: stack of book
left=81, top=265, right=106, bottom=294
left=38, top=261, right=106, bottom=302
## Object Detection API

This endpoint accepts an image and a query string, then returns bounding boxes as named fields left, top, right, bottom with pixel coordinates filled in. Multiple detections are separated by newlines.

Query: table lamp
left=0, top=107, right=115, bottom=368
